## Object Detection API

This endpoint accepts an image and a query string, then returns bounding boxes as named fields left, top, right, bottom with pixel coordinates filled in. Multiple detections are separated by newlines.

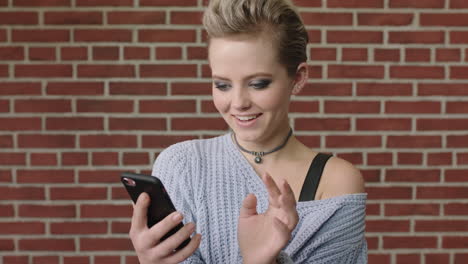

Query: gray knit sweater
left=152, top=134, right=367, bottom=263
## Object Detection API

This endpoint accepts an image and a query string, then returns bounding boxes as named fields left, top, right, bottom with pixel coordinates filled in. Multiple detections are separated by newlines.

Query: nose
left=231, top=86, right=251, bottom=111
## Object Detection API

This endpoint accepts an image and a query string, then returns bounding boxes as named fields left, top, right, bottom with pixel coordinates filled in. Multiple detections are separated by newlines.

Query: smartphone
left=121, top=172, right=190, bottom=250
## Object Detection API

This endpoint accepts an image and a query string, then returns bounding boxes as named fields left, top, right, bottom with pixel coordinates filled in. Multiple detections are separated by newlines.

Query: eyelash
left=214, top=79, right=272, bottom=91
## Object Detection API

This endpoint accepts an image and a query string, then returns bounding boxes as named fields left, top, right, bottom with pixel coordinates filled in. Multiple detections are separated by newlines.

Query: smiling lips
left=233, top=113, right=262, bottom=127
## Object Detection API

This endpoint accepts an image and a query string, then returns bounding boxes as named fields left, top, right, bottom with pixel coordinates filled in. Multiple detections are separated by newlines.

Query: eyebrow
left=212, top=72, right=273, bottom=81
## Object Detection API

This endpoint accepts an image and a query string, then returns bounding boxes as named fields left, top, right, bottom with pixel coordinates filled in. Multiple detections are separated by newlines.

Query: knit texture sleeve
left=151, top=141, right=205, bottom=263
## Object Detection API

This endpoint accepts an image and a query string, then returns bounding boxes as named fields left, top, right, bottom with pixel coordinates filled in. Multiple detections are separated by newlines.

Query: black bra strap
left=298, top=153, right=333, bottom=202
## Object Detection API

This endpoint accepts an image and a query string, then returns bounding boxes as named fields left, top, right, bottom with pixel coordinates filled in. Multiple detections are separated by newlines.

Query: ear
left=291, top=62, right=308, bottom=95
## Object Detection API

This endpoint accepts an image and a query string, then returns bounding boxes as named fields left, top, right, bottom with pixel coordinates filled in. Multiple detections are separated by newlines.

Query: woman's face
left=208, top=33, right=296, bottom=145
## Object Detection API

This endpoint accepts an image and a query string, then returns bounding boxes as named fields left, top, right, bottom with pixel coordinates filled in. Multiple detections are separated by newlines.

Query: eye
left=249, top=79, right=272, bottom=89
left=213, top=81, right=231, bottom=91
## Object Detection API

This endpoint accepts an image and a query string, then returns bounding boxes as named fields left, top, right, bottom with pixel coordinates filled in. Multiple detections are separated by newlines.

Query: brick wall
left=1, top=0, right=468, bottom=263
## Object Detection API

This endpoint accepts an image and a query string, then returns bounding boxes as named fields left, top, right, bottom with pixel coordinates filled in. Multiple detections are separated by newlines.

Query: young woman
left=129, top=0, right=367, bottom=263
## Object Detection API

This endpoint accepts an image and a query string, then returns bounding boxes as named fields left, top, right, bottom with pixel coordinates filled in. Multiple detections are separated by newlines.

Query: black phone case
left=120, top=172, right=190, bottom=250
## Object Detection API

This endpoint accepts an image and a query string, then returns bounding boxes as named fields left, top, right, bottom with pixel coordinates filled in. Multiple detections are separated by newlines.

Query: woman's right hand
left=129, top=193, right=202, bottom=264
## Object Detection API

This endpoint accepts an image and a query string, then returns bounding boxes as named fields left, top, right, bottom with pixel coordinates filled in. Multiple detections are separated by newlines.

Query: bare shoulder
left=319, top=156, right=365, bottom=200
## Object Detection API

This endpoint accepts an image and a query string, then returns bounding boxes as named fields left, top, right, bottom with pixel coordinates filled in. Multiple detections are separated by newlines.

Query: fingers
left=278, top=178, right=297, bottom=208
left=262, top=173, right=281, bottom=206
left=239, top=193, right=258, bottom=218
left=130, top=193, right=150, bottom=235
left=148, top=211, right=184, bottom=241
left=164, top=233, right=202, bottom=263
left=157, top=222, right=196, bottom=255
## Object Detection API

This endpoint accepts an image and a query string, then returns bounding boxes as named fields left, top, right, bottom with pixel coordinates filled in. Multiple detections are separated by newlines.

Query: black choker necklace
left=233, top=128, right=293, bottom=164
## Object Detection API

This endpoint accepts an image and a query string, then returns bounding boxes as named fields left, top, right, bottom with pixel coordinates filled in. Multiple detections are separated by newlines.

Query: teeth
left=237, top=115, right=257, bottom=121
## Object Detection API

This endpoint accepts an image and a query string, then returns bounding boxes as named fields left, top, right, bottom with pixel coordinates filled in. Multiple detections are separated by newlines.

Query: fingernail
left=172, top=212, right=183, bottom=221
left=188, top=223, right=196, bottom=232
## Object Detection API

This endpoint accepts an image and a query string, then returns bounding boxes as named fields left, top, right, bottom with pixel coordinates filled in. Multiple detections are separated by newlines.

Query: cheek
left=212, top=91, right=229, bottom=113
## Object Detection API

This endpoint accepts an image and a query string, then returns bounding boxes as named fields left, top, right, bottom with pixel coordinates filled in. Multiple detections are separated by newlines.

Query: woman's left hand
left=238, top=172, right=299, bottom=264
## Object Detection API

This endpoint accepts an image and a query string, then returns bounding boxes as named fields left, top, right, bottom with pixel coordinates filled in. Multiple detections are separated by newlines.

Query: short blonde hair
left=203, top=0, right=309, bottom=77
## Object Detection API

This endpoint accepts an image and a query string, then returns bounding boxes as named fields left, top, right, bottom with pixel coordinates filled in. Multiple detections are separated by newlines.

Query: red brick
left=139, top=29, right=196, bottom=42
left=123, top=152, right=149, bottom=165
left=171, top=11, right=203, bottom=25
left=443, top=237, right=468, bottom=249
left=455, top=254, right=468, bottom=264
left=368, top=254, right=390, bottom=263
left=112, top=186, right=128, bottom=199
left=63, top=257, right=90, bottom=264
left=110, top=82, right=165, bottom=95
left=295, top=118, right=350, bottom=131
left=387, top=169, right=439, bottom=182
left=77, top=99, right=133, bottom=113
left=0, top=222, right=44, bottom=234
left=30, top=153, right=57, bottom=166
left=0, top=135, right=13, bottom=148
left=447, top=135, right=468, bottom=147
left=33, top=256, right=60, bottom=264
left=155, top=47, right=182, bottom=60
left=358, top=13, right=413, bottom=26
left=326, top=135, right=381, bottom=148
left=366, top=220, right=410, bottom=232
left=0, top=82, right=41, bottom=95
left=405, top=48, right=431, bottom=62
left=51, top=222, right=107, bottom=234
left=397, top=152, right=423, bottom=165
left=328, top=65, right=384, bottom=79
left=0, top=100, right=8, bottom=112
left=0, top=11, right=38, bottom=25
left=451, top=0, right=468, bottom=8
left=61, top=47, right=87, bottom=60
left=416, top=220, right=468, bottom=232
left=390, top=31, right=444, bottom=44
left=92, top=46, right=119, bottom=60
left=77, top=0, right=131, bottom=6
left=374, top=48, right=400, bottom=62
left=108, top=11, right=164, bottom=24
left=337, top=153, right=363, bottom=165
left=140, top=64, right=197, bottom=78
left=80, top=135, right=137, bottom=148
left=289, top=101, right=319, bottom=113
left=366, top=204, right=381, bottom=216
left=171, top=82, right=215, bottom=95
left=384, top=236, right=437, bottom=249
left=451, top=66, right=468, bottom=79
left=390, top=0, right=444, bottom=8
left=124, top=47, right=150, bottom=60
left=458, top=153, right=468, bottom=165
left=78, top=65, right=134, bottom=78
left=81, top=204, right=132, bottom=218
left=396, top=254, right=420, bottom=264
left=386, top=101, right=440, bottom=114
left=447, top=102, right=468, bottom=113
left=421, top=13, right=468, bottom=27
left=0, top=239, right=14, bottom=251
left=172, top=118, right=228, bottom=131
left=446, top=203, right=468, bottom=215
left=19, top=204, right=75, bottom=218
left=361, top=169, right=380, bottom=182
left=426, top=254, right=449, bottom=264
left=45, top=11, right=102, bottom=25
left=92, top=152, right=119, bottom=166
left=385, top=203, right=439, bottom=216
left=419, top=83, right=468, bottom=96
left=142, top=135, right=197, bottom=148
left=0, top=153, right=26, bottom=165
left=94, top=256, right=120, bottom=264
left=436, top=48, right=461, bottom=61
left=20, top=239, right=75, bottom=251
left=112, top=222, right=130, bottom=233
left=80, top=238, right=133, bottom=251
left=301, top=12, right=352, bottom=25
left=387, top=136, right=441, bottom=148
left=0, top=47, right=24, bottom=60
left=310, top=48, right=336, bottom=61
left=357, top=118, right=411, bottom=131
left=17, top=170, right=74, bottom=183
left=0, top=170, right=12, bottom=182
left=0, top=204, right=14, bottom=216
left=327, top=31, right=383, bottom=43
left=342, top=48, right=367, bottom=61
left=62, top=152, right=88, bottom=166
left=187, top=46, right=207, bottom=60
left=15, top=65, right=72, bottom=78
left=75, top=29, right=132, bottom=42
left=391, top=66, right=444, bottom=79
left=367, top=152, right=393, bottom=166
left=0, top=64, right=8, bottom=77
left=50, top=187, right=107, bottom=200
left=428, top=152, right=452, bottom=166
left=47, top=82, right=104, bottom=95
left=0, top=187, right=44, bottom=200
left=418, top=187, right=468, bottom=199
left=418, top=118, right=468, bottom=131
left=140, top=99, right=196, bottom=113
left=12, top=29, right=69, bottom=42
left=0, top=118, right=41, bottom=131
left=357, top=83, right=411, bottom=96
left=18, top=134, right=75, bottom=148
left=446, top=169, right=468, bottom=182
left=298, top=83, right=351, bottom=96
left=328, top=0, right=383, bottom=8
left=307, top=30, right=321, bottom=43
left=325, top=100, right=380, bottom=113
left=14, top=0, right=70, bottom=6
left=29, top=47, right=56, bottom=61
left=366, top=187, right=412, bottom=199
left=451, top=31, right=468, bottom=44
left=3, top=256, right=29, bottom=264
left=15, top=99, right=71, bottom=112
left=78, top=170, right=124, bottom=183
left=140, top=0, right=197, bottom=6
left=109, top=117, right=166, bottom=131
